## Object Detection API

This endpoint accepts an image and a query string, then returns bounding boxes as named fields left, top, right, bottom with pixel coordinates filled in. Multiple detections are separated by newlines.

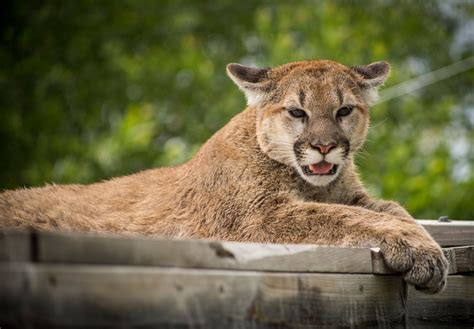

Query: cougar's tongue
left=309, top=161, right=334, bottom=174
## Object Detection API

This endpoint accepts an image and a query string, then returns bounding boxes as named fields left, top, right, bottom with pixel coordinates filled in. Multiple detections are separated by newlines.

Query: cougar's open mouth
left=302, top=161, right=338, bottom=176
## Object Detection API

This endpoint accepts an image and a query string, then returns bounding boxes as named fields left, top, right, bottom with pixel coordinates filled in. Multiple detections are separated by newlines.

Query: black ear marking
left=351, top=61, right=390, bottom=88
left=352, top=61, right=389, bottom=79
left=226, top=63, right=269, bottom=83
left=226, top=63, right=273, bottom=105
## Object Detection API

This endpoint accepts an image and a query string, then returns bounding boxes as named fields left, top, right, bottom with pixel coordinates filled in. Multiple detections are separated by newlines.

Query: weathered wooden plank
left=0, top=263, right=30, bottom=329
left=35, top=231, right=385, bottom=274
left=419, top=220, right=474, bottom=247
left=0, top=229, right=31, bottom=262
left=444, top=245, right=474, bottom=274
left=2, top=230, right=471, bottom=275
left=408, top=275, right=474, bottom=328
left=33, top=231, right=474, bottom=275
left=0, top=263, right=406, bottom=328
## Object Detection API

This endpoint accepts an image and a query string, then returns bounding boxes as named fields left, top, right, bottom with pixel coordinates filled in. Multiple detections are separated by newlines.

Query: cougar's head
left=227, top=59, right=390, bottom=186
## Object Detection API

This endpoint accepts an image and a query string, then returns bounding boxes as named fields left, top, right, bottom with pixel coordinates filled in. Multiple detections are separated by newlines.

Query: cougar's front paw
left=380, top=236, right=448, bottom=294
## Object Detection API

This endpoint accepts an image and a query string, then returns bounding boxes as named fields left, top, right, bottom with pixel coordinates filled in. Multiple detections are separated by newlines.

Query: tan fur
left=0, top=59, right=447, bottom=293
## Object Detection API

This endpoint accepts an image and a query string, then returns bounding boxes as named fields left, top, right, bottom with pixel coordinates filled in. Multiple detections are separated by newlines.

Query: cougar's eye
left=288, top=108, right=307, bottom=118
left=337, top=106, right=353, bottom=118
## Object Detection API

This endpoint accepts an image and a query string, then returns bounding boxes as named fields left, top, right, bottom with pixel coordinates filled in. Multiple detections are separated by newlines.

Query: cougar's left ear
left=351, top=61, right=390, bottom=105
left=226, top=63, right=272, bottom=106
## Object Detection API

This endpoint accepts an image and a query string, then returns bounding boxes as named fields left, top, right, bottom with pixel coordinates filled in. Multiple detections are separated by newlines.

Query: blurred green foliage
left=0, top=1, right=473, bottom=219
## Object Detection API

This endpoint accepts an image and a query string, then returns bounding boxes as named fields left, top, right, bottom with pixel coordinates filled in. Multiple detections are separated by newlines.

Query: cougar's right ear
left=351, top=61, right=390, bottom=105
left=226, top=63, right=272, bottom=106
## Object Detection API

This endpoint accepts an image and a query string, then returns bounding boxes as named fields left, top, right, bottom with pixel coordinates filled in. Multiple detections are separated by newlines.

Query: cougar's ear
left=351, top=61, right=390, bottom=105
left=226, top=63, right=272, bottom=106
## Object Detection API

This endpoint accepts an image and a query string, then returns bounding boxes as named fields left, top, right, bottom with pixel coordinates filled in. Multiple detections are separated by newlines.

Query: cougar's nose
left=310, top=143, right=337, bottom=154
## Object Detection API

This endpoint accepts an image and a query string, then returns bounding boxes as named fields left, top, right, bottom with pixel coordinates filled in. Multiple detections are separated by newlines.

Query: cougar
left=0, top=59, right=448, bottom=293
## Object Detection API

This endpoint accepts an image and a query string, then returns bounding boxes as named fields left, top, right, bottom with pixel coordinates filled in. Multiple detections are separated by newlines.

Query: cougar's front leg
left=350, top=193, right=413, bottom=219
left=251, top=200, right=447, bottom=294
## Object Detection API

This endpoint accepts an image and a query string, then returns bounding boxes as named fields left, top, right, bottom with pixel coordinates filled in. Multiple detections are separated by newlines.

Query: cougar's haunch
left=0, top=59, right=448, bottom=293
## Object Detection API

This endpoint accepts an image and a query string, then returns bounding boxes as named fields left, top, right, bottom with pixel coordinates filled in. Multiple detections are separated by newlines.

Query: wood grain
left=444, top=245, right=474, bottom=274
left=419, top=220, right=474, bottom=247
left=36, top=230, right=382, bottom=274
left=0, top=229, right=31, bottom=262
left=408, top=275, right=474, bottom=328
left=1, top=230, right=472, bottom=275
left=0, top=263, right=406, bottom=329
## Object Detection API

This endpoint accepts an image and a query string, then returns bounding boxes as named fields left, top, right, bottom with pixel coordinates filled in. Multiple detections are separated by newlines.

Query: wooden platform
left=1, top=220, right=473, bottom=328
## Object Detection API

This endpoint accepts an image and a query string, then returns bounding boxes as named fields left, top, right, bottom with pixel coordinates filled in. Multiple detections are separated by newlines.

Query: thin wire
left=377, top=56, right=474, bottom=104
